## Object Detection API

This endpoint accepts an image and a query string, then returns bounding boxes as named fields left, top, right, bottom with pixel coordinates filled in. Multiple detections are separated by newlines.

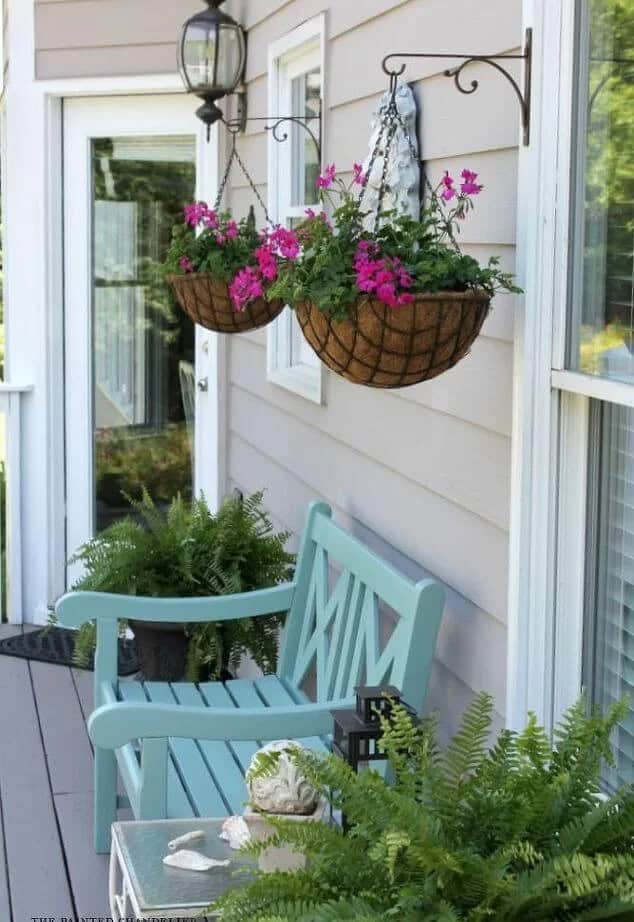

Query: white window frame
left=509, top=0, right=633, bottom=729
left=266, top=15, right=325, bottom=405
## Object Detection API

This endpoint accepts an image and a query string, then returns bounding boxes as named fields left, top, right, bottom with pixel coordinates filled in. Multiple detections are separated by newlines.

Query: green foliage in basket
left=163, top=206, right=263, bottom=283
left=66, top=490, right=294, bottom=679
left=267, top=165, right=521, bottom=323
left=215, top=693, right=634, bottom=921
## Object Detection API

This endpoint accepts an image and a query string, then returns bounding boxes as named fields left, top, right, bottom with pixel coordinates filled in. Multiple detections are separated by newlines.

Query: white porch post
left=2, top=0, right=65, bottom=622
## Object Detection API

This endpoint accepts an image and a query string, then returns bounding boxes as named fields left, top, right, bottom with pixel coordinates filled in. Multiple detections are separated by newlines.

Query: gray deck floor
left=0, top=624, right=111, bottom=921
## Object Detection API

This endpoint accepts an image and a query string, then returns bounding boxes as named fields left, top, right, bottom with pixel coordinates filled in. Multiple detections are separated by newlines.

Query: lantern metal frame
left=178, top=0, right=247, bottom=139
left=382, top=28, right=533, bottom=145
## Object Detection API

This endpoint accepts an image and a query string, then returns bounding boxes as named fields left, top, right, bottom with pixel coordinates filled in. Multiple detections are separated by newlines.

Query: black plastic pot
left=129, top=620, right=189, bottom=681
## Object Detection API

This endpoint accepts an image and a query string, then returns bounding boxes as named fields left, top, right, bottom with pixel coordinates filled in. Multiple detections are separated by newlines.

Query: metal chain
left=359, top=84, right=422, bottom=231
left=366, top=82, right=462, bottom=254
left=213, top=132, right=273, bottom=225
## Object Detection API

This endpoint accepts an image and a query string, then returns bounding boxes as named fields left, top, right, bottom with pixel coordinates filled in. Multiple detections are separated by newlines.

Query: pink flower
left=305, top=208, right=317, bottom=219
left=316, top=163, right=336, bottom=189
left=229, top=266, right=264, bottom=312
left=215, top=232, right=226, bottom=245
left=183, top=202, right=210, bottom=227
left=202, top=208, right=219, bottom=228
left=225, top=220, right=239, bottom=239
left=440, top=172, right=456, bottom=203
left=268, top=226, right=300, bottom=260
left=460, top=169, right=483, bottom=196
left=353, top=162, right=368, bottom=186
left=353, top=245, right=416, bottom=309
left=255, top=244, right=278, bottom=282
left=179, top=257, right=194, bottom=273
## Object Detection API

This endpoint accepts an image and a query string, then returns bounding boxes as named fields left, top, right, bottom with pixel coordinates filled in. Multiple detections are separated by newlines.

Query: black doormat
left=0, top=626, right=139, bottom=675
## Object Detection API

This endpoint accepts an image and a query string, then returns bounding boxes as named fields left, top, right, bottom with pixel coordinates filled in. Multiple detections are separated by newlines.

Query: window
left=266, top=16, right=324, bottom=404
left=510, top=0, right=634, bottom=784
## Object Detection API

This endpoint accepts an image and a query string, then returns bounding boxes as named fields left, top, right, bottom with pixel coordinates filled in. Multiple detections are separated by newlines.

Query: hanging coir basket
left=295, top=290, right=490, bottom=388
left=167, top=131, right=286, bottom=335
left=169, top=272, right=285, bottom=335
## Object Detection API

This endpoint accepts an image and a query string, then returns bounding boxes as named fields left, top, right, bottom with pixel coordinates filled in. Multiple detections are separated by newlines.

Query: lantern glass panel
left=216, top=23, right=244, bottom=90
left=181, top=21, right=218, bottom=91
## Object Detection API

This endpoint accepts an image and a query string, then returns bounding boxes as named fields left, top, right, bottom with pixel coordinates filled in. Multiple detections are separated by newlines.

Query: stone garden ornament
left=246, top=740, right=320, bottom=816
left=362, top=82, right=421, bottom=226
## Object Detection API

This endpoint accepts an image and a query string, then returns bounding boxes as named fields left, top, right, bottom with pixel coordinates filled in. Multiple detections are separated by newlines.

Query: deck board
left=31, top=660, right=94, bottom=794
left=55, top=791, right=110, bottom=919
left=0, top=651, right=74, bottom=919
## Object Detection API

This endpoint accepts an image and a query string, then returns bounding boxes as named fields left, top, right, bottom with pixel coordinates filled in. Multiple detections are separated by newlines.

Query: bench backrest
left=278, top=502, right=445, bottom=712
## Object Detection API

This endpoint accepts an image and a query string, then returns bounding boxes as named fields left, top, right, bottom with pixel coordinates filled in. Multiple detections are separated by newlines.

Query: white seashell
left=167, top=829, right=206, bottom=852
left=246, top=740, right=319, bottom=816
left=163, top=850, right=230, bottom=872
left=219, top=815, right=251, bottom=850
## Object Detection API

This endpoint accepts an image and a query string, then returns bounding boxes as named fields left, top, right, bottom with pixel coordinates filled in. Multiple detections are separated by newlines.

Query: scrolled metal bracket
left=382, top=28, right=533, bottom=145
left=224, top=108, right=322, bottom=163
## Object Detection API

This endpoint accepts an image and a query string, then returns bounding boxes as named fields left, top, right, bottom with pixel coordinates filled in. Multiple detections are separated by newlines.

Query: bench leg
left=138, top=738, right=168, bottom=820
left=95, top=746, right=118, bottom=854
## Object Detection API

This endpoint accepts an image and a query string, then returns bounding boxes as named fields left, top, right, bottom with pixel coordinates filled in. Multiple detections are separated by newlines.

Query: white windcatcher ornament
left=362, top=82, right=421, bottom=227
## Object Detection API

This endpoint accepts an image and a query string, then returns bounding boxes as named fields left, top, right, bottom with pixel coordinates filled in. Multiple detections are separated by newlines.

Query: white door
left=64, top=95, right=222, bottom=578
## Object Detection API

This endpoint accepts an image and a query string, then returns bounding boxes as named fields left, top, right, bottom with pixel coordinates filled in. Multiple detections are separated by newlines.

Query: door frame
left=2, top=5, right=225, bottom=621
left=63, top=94, right=224, bottom=574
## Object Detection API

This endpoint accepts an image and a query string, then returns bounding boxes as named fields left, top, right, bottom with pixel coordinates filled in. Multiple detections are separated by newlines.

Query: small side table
left=110, top=818, right=254, bottom=920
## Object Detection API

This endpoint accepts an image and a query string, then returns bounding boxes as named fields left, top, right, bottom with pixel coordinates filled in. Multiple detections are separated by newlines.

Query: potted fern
left=69, top=490, right=294, bottom=681
left=216, top=694, right=634, bottom=920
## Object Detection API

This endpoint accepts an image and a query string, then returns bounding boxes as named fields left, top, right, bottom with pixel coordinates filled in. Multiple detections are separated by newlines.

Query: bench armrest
left=88, top=699, right=351, bottom=749
left=55, top=582, right=296, bottom=628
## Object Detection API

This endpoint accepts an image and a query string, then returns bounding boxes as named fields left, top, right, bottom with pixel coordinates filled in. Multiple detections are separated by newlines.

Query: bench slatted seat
left=56, top=501, right=445, bottom=853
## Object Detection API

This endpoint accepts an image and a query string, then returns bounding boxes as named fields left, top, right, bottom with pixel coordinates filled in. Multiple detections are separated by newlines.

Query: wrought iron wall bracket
left=224, top=111, right=322, bottom=163
left=382, top=28, right=533, bottom=145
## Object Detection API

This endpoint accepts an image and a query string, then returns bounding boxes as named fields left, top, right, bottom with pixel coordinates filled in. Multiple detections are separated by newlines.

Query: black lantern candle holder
left=331, top=685, right=413, bottom=773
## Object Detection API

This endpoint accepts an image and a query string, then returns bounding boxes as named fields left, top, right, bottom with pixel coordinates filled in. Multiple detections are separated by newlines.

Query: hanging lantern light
left=178, top=0, right=246, bottom=139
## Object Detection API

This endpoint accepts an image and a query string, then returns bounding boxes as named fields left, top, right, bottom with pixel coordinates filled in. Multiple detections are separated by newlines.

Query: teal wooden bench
left=56, top=501, right=445, bottom=853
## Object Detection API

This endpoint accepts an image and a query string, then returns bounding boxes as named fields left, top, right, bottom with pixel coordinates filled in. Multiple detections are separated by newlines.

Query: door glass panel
left=569, top=0, right=634, bottom=380
left=584, top=401, right=634, bottom=791
left=92, top=135, right=196, bottom=531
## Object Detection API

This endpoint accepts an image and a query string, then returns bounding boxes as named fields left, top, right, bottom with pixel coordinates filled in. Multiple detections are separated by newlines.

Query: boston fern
left=216, top=694, right=634, bottom=921
left=68, top=490, right=294, bottom=679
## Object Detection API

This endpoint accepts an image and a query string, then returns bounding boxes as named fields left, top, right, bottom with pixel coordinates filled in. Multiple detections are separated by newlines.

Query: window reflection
left=92, top=137, right=196, bottom=530
left=573, top=0, right=634, bottom=380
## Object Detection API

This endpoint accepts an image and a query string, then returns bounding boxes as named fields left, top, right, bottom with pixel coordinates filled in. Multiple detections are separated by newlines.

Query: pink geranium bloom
left=229, top=266, right=264, bottom=311
left=179, top=257, right=194, bottom=273
left=353, top=162, right=368, bottom=186
left=460, top=169, right=483, bottom=196
left=225, top=220, right=239, bottom=239
left=255, top=244, right=278, bottom=281
left=269, top=226, right=300, bottom=260
left=202, top=208, right=219, bottom=228
left=316, top=163, right=336, bottom=189
left=183, top=202, right=210, bottom=227
left=305, top=208, right=317, bottom=219
left=440, top=172, right=456, bottom=202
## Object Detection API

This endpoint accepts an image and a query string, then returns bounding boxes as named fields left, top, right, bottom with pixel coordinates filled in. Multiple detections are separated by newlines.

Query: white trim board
left=507, top=0, right=582, bottom=729
left=265, top=13, right=325, bottom=406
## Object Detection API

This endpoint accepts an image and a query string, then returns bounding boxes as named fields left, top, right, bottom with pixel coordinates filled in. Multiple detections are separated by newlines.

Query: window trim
left=510, top=0, right=634, bottom=731
left=507, top=0, right=579, bottom=730
left=266, top=14, right=325, bottom=405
